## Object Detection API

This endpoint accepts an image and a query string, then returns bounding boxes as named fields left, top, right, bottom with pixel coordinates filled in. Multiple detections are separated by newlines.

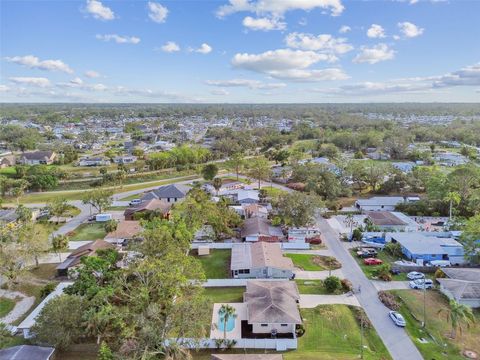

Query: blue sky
left=1, top=0, right=479, bottom=103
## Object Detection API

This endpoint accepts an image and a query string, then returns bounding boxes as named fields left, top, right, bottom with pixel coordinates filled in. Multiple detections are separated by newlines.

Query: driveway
left=0, top=289, right=35, bottom=324
left=294, top=269, right=344, bottom=280
left=373, top=281, right=411, bottom=291
left=299, top=293, right=360, bottom=308
left=316, top=215, right=423, bottom=360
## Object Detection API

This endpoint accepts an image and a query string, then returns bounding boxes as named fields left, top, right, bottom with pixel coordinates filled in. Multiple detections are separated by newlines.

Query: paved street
left=316, top=215, right=423, bottom=360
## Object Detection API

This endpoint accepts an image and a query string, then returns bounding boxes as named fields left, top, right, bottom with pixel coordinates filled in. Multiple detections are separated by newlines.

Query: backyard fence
left=166, top=337, right=298, bottom=350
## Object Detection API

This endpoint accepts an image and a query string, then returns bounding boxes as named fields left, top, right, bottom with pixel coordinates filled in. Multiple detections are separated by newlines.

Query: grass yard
left=203, top=287, right=245, bottom=304
left=29, top=263, right=59, bottom=281
left=350, top=249, right=405, bottom=280
left=390, top=289, right=480, bottom=360
left=286, top=254, right=341, bottom=271
left=194, top=249, right=231, bottom=279
left=68, top=222, right=107, bottom=241
left=0, top=297, right=16, bottom=318
left=260, top=186, right=288, bottom=198
left=295, top=279, right=347, bottom=295
left=105, top=205, right=127, bottom=211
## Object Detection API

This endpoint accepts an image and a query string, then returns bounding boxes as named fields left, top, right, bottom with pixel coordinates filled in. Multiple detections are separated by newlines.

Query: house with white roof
left=355, top=196, right=419, bottom=212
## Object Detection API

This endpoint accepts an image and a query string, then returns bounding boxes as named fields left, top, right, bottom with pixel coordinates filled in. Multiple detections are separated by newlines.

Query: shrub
left=352, top=228, right=363, bottom=241
left=374, top=263, right=392, bottom=281
left=351, top=307, right=372, bottom=329
left=40, top=282, right=57, bottom=298
left=104, top=219, right=118, bottom=233
left=341, top=279, right=353, bottom=291
left=296, top=323, right=306, bottom=337
left=98, top=341, right=114, bottom=360
left=434, top=268, right=446, bottom=281
left=378, top=291, right=400, bottom=310
left=324, top=276, right=341, bottom=293
left=384, top=242, right=402, bottom=258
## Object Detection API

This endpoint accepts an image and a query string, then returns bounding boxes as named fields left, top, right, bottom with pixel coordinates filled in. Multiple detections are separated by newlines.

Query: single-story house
left=366, top=211, right=419, bottom=232
left=287, top=227, right=321, bottom=243
left=243, top=281, right=301, bottom=336
left=141, top=183, right=189, bottom=203
left=388, top=233, right=466, bottom=265
left=105, top=220, right=142, bottom=244
left=237, top=190, right=260, bottom=204
left=0, top=154, right=16, bottom=168
left=241, top=217, right=280, bottom=242
left=438, top=268, right=480, bottom=308
left=392, top=162, right=416, bottom=173
left=212, top=355, right=283, bottom=360
left=124, top=198, right=172, bottom=220
left=433, top=152, right=469, bottom=167
left=78, top=157, right=111, bottom=167
left=56, top=240, right=114, bottom=277
left=0, top=345, right=55, bottom=360
left=204, top=178, right=245, bottom=194
left=19, top=151, right=56, bottom=165
left=113, top=155, right=137, bottom=164
left=355, top=196, right=419, bottom=212
left=17, top=282, right=73, bottom=338
left=230, top=242, right=294, bottom=279
left=230, top=204, right=269, bottom=219
left=271, top=166, right=292, bottom=183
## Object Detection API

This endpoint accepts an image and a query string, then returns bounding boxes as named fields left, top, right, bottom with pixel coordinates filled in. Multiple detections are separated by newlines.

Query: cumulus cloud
left=160, top=41, right=180, bottom=53
left=85, top=70, right=100, bottom=78
left=367, top=24, right=386, bottom=38
left=5, top=55, right=73, bottom=73
left=242, top=16, right=286, bottom=31
left=285, top=32, right=353, bottom=55
left=148, top=2, right=168, bottom=23
left=206, top=78, right=286, bottom=89
left=85, top=0, right=114, bottom=20
left=398, top=22, right=424, bottom=38
left=216, top=0, right=345, bottom=18
left=267, top=68, right=349, bottom=82
left=96, top=34, right=141, bottom=44
left=433, top=63, right=480, bottom=87
left=339, top=25, right=351, bottom=33
left=9, top=77, right=51, bottom=87
left=192, top=43, right=212, bottom=54
left=353, top=43, right=395, bottom=64
left=70, top=77, right=84, bottom=85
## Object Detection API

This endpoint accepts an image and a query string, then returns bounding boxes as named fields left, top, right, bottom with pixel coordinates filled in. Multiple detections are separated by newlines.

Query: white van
left=96, top=213, right=113, bottom=222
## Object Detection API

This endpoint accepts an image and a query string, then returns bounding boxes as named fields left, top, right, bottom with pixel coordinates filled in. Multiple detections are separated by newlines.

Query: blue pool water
left=218, top=314, right=236, bottom=332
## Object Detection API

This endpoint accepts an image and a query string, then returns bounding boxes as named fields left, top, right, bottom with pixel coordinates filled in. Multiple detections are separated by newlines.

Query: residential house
left=387, top=233, right=466, bottom=265
left=141, top=183, right=189, bottom=203
left=56, top=240, right=114, bottom=277
left=433, top=152, right=469, bottom=167
left=237, top=190, right=260, bottom=204
left=241, top=217, right=281, bottom=242
left=105, top=220, right=142, bottom=245
left=19, top=151, right=56, bottom=165
left=113, top=155, right=137, bottom=164
left=437, top=268, right=480, bottom=308
left=78, top=157, right=111, bottom=167
left=230, top=242, right=294, bottom=279
left=0, top=154, right=16, bottom=168
left=0, top=345, right=55, bottom=360
left=271, top=166, right=292, bottom=183
left=392, top=162, right=416, bottom=173
left=355, top=196, right=419, bottom=212
left=287, top=227, right=321, bottom=243
left=366, top=211, right=419, bottom=232
left=0, top=209, right=19, bottom=225
left=204, top=178, right=244, bottom=195
left=124, top=199, right=172, bottom=220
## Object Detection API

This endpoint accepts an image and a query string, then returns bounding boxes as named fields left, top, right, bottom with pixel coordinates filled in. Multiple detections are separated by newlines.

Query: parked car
left=357, top=248, right=378, bottom=258
left=129, top=199, right=142, bottom=206
left=389, top=311, right=406, bottom=327
left=409, top=279, right=434, bottom=290
left=364, top=258, right=383, bottom=265
left=407, top=271, right=425, bottom=280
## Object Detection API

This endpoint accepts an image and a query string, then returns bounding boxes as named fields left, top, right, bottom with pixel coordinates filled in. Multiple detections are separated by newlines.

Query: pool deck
left=210, top=302, right=247, bottom=340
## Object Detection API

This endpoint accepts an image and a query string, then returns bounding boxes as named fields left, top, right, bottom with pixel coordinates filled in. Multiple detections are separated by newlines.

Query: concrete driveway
left=294, top=268, right=344, bottom=280
left=299, top=293, right=360, bottom=308
left=373, top=281, right=411, bottom=291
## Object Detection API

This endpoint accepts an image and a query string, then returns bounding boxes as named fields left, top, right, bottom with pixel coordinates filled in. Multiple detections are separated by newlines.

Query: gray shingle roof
left=0, top=345, right=55, bottom=360
left=150, top=184, right=189, bottom=199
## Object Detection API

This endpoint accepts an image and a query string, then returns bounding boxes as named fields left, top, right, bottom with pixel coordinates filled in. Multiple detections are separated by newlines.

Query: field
left=391, top=289, right=480, bottom=360
left=195, top=249, right=231, bottom=279
left=68, top=222, right=107, bottom=241
left=286, top=254, right=340, bottom=271
left=0, top=298, right=15, bottom=318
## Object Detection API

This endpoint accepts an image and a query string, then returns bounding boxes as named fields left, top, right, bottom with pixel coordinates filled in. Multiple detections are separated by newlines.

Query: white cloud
left=339, top=25, right=351, bottom=33
left=433, top=63, right=480, bottom=87
left=70, top=77, right=84, bottom=85
left=216, top=0, right=345, bottom=18
left=210, top=89, right=230, bottom=96
left=96, top=34, right=141, bottom=44
left=367, top=24, right=386, bottom=38
left=0, top=85, right=10, bottom=92
left=9, top=77, right=51, bottom=87
left=160, top=41, right=180, bottom=53
left=5, top=55, right=73, bottom=73
left=242, top=16, right=286, bottom=31
left=148, top=2, right=168, bottom=23
left=398, top=22, right=424, bottom=38
left=285, top=32, right=353, bottom=55
left=85, top=70, right=100, bottom=78
left=409, top=0, right=419, bottom=4
left=206, top=79, right=286, bottom=89
left=353, top=43, right=395, bottom=64
left=85, top=0, right=114, bottom=20
left=194, top=43, right=213, bottom=54
left=267, top=68, right=349, bottom=82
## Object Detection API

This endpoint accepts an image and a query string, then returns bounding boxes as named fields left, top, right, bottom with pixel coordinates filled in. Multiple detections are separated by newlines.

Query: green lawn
left=295, top=279, right=347, bottom=295
left=0, top=297, right=16, bottom=318
left=260, top=186, right=288, bottom=198
left=390, top=290, right=480, bottom=360
left=195, top=250, right=231, bottom=279
left=203, top=287, right=245, bottom=304
left=350, top=249, right=402, bottom=280
left=68, top=222, right=107, bottom=241
left=286, top=254, right=340, bottom=271
left=29, top=263, right=59, bottom=280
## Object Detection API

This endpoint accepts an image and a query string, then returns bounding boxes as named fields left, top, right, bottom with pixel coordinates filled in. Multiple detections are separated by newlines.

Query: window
left=244, top=269, right=250, bottom=274
left=261, top=324, right=268, bottom=327
left=281, top=324, right=288, bottom=327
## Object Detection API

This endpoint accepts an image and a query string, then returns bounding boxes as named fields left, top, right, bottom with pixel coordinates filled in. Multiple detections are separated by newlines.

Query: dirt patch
left=312, top=256, right=342, bottom=270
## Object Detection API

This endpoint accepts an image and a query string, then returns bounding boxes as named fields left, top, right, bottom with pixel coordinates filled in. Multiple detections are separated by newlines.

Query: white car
left=389, top=311, right=406, bottom=327
left=409, top=279, right=433, bottom=290
left=407, top=271, right=425, bottom=280
left=129, top=199, right=142, bottom=206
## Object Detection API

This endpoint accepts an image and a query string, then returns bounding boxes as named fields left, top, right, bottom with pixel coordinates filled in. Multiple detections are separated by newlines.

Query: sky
left=1, top=0, right=479, bottom=103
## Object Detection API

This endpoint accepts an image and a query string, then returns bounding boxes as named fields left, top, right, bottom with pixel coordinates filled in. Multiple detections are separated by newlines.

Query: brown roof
left=241, top=217, right=270, bottom=238
left=251, top=242, right=293, bottom=270
left=124, top=199, right=172, bottom=217
left=212, top=355, right=283, bottom=360
left=244, top=281, right=301, bottom=324
left=105, top=221, right=142, bottom=239
left=57, top=240, right=113, bottom=270
left=367, top=211, right=407, bottom=226
left=22, top=151, right=56, bottom=161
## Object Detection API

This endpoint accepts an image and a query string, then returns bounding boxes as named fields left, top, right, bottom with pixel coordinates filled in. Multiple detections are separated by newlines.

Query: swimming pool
left=217, top=313, right=236, bottom=332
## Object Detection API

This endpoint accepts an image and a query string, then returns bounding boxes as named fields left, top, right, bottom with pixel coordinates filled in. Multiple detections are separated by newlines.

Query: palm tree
left=437, top=299, right=475, bottom=339
left=444, top=191, right=461, bottom=220
left=218, top=304, right=236, bottom=340
left=345, top=213, right=355, bottom=240
left=212, top=177, right=223, bottom=196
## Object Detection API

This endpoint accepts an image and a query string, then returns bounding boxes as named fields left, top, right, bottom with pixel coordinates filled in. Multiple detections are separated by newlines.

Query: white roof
left=17, top=282, right=73, bottom=330
left=356, top=196, right=405, bottom=207
left=238, top=190, right=259, bottom=201
left=390, top=233, right=462, bottom=255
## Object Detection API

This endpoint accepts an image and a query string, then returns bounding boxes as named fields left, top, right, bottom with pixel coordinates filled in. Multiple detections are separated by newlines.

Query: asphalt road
left=316, top=215, right=424, bottom=360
